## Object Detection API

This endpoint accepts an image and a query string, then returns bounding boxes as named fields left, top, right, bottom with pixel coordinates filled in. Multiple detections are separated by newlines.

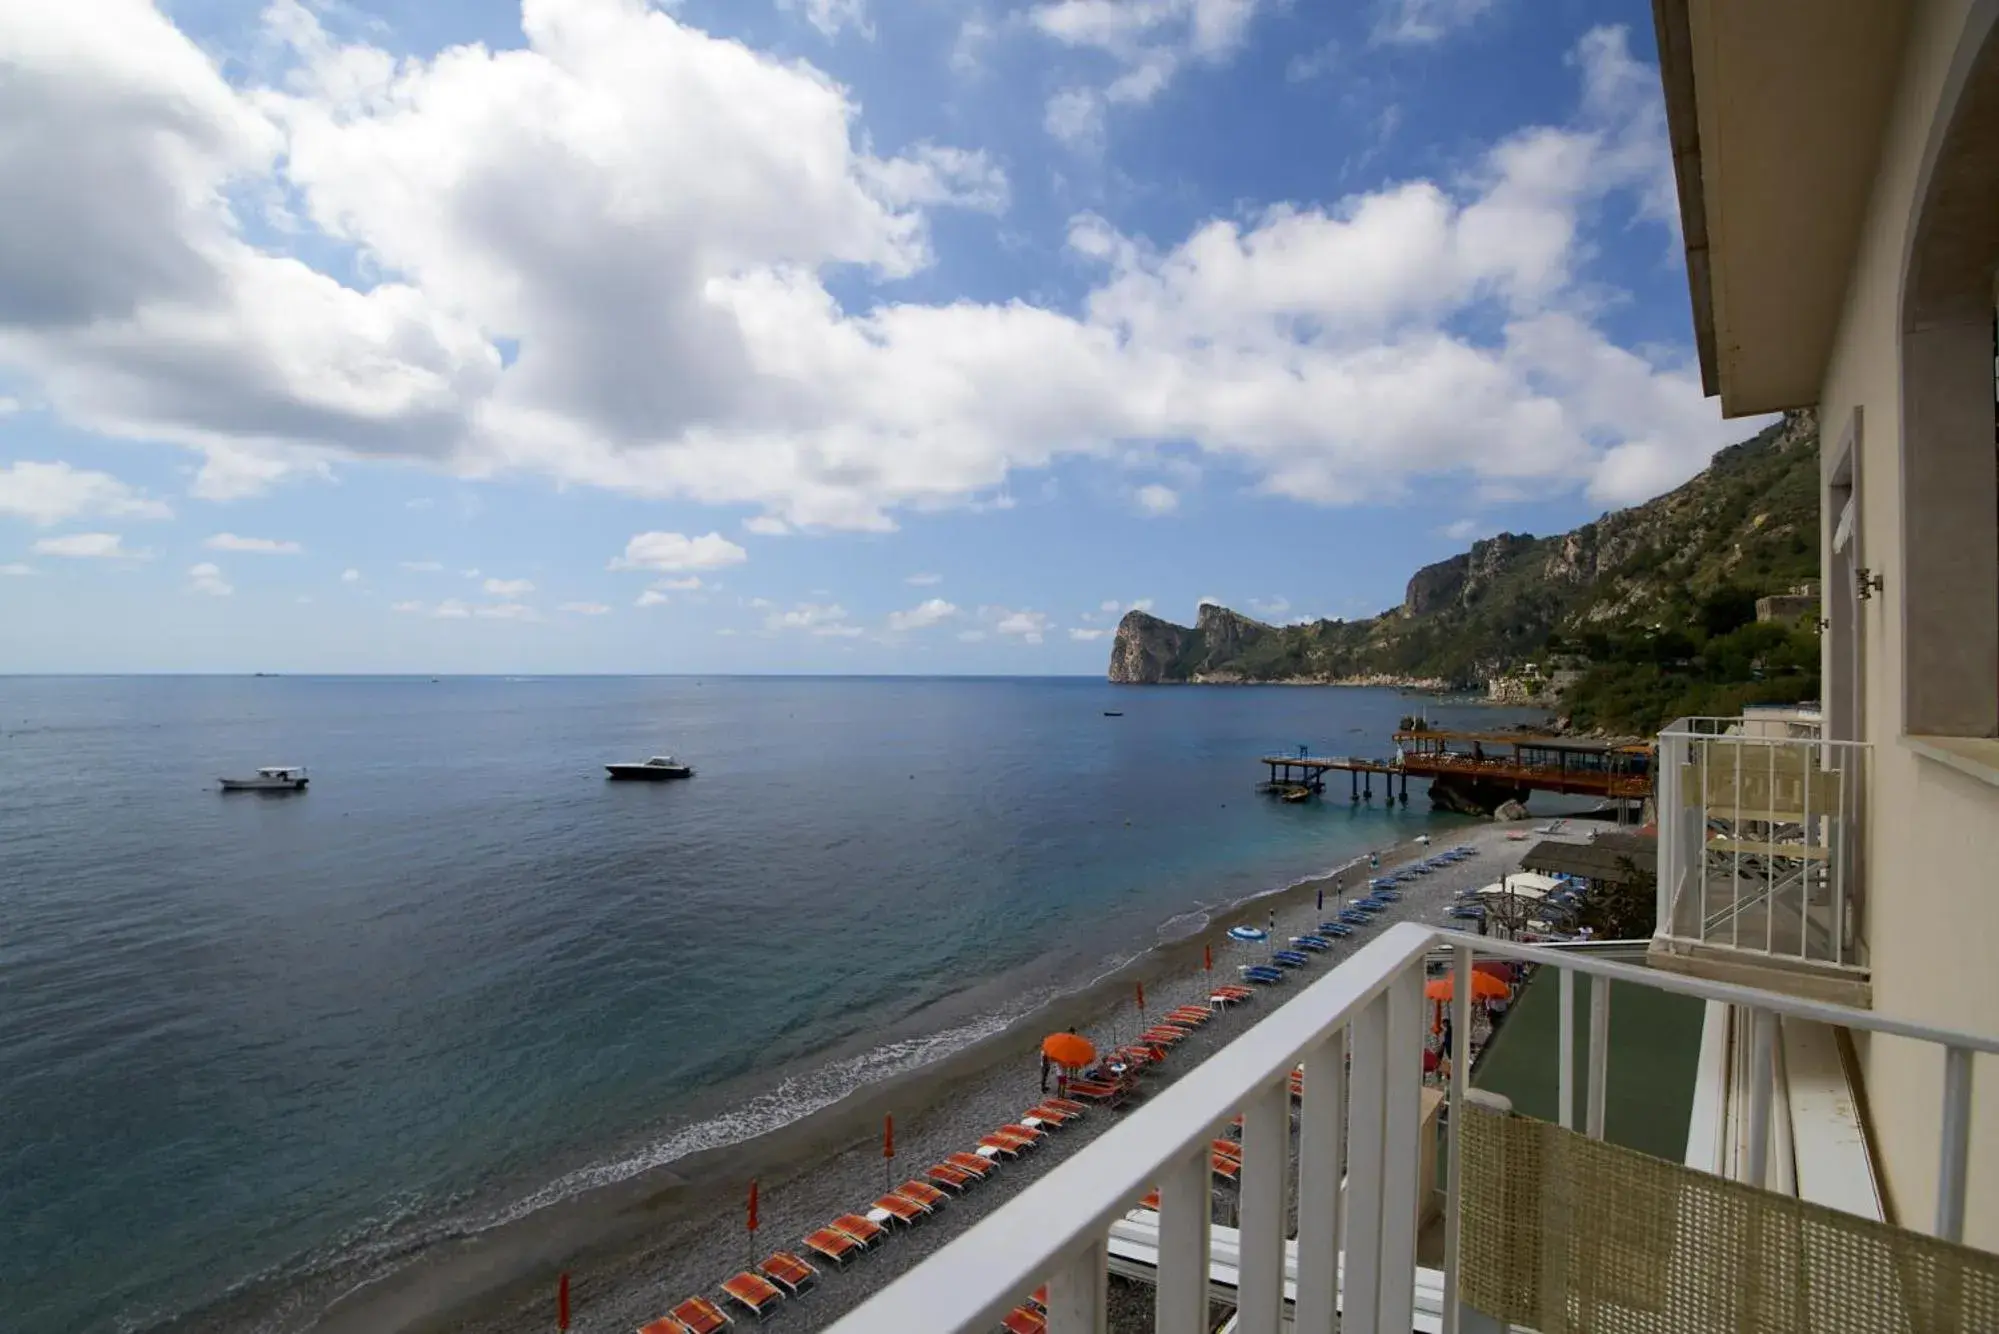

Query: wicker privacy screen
left=1458, top=1105, right=1999, bottom=1333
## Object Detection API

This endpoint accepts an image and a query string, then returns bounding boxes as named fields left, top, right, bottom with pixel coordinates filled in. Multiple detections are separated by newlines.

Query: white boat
left=219, top=766, right=309, bottom=792
left=605, top=755, right=694, bottom=781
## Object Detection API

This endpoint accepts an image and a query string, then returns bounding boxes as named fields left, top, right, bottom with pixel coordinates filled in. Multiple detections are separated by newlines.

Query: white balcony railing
left=827, top=921, right=1995, bottom=1334
left=1655, top=716, right=1869, bottom=975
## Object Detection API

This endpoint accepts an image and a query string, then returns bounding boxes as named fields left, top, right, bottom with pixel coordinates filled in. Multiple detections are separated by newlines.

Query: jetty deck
left=1261, top=731, right=1653, bottom=803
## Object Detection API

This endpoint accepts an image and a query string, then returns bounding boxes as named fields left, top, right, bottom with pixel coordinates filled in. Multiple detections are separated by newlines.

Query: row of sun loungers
left=639, top=981, right=1270, bottom=1331
left=636, top=1101, right=1095, bottom=1330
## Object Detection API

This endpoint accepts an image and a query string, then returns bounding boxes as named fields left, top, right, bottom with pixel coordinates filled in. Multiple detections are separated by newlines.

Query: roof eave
left=1653, top=0, right=1720, bottom=400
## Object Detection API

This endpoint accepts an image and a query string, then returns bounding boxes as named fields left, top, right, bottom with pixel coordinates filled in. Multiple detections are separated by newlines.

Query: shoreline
left=297, top=819, right=1530, bottom=1334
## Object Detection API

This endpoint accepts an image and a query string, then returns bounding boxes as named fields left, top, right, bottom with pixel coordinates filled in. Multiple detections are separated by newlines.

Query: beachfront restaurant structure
left=824, top=3, right=1999, bottom=1330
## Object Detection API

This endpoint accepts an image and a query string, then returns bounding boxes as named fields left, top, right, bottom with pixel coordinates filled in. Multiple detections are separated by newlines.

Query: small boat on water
left=606, top=755, right=695, bottom=781
left=220, top=766, right=308, bottom=793
left=1103, top=711, right=1124, bottom=717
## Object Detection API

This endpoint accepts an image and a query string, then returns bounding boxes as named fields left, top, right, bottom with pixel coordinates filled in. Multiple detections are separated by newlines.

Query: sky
left=0, top=0, right=1769, bottom=674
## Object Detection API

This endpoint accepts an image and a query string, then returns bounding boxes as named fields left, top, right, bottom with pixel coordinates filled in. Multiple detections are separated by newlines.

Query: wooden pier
left=1260, top=731, right=1653, bottom=805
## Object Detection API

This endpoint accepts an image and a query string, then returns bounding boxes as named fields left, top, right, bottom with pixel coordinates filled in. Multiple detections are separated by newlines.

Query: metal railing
left=1655, top=716, right=1869, bottom=972
left=826, top=921, right=1995, bottom=1334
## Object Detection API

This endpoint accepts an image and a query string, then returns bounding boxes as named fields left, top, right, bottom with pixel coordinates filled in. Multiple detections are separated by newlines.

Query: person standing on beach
left=1040, top=1051, right=1051, bottom=1092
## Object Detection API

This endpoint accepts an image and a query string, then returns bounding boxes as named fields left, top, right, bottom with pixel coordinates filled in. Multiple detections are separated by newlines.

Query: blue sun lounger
left=1240, top=964, right=1284, bottom=984
left=1271, top=950, right=1310, bottom=968
left=1317, top=921, right=1354, bottom=937
left=1338, top=908, right=1370, bottom=926
left=1290, top=935, right=1333, bottom=952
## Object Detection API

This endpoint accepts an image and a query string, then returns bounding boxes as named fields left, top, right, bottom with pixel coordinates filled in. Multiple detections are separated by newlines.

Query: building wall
left=1815, top=0, right=1999, bottom=1248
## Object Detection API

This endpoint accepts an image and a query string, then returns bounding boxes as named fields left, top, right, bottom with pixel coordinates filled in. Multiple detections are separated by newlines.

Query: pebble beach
left=364, top=819, right=1549, bottom=1334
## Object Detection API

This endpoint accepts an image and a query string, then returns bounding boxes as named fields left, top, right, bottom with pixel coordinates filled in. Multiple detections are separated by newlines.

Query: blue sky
left=0, top=0, right=1755, bottom=674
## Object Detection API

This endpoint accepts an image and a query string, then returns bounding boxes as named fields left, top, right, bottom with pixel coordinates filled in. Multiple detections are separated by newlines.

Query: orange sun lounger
left=872, top=1193, right=928, bottom=1223
left=1063, top=1079, right=1125, bottom=1105
left=720, top=1272, right=784, bottom=1319
left=1212, top=1139, right=1242, bottom=1161
left=670, top=1296, right=732, bottom=1333
left=801, top=1227, right=862, bottom=1265
left=1002, top=1307, right=1047, bottom=1334
left=1024, top=1103, right=1079, bottom=1126
left=638, top=1319, right=691, bottom=1334
left=925, top=1162, right=974, bottom=1191
left=995, top=1122, right=1044, bottom=1143
left=946, top=1151, right=998, bottom=1177
left=1043, top=1096, right=1088, bottom=1115
left=758, top=1251, right=819, bottom=1294
left=1138, top=1189, right=1161, bottom=1210
left=830, top=1213, right=887, bottom=1247
left=1211, top=1151, right=1242, bottom=1181
left=977, top=1134, right=1024, bottom=1158
left=896, top=1179, right=950, bottom=1208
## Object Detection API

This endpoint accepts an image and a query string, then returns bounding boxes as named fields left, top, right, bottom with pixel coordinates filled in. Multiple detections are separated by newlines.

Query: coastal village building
left=819, top=3, right=1999, bottom=1330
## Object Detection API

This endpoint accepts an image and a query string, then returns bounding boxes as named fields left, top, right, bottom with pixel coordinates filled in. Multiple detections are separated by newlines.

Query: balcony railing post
left=1378, top=962, right=1425, bottom=1334
left=1156, top=1140, right=1212, bottom=1334
left=1586, top=975, right=1610, bottom=1140
left=1746, top=1008, right=1776, bottom=1190
left=1294, top=1028, right=1348, bottom=1334
left=1937, top=1045, right=1973, bottom=1242
left=1344, top=990, right=1390, bottom=1333
left=1442, top=945, right=1474, bottom=1334
left=1558, top=966, right=1575, bottom=1131
left=1237, top=1077, right=1291, bottom=1334
left=1046, top=1233, right=1109, bottom=1334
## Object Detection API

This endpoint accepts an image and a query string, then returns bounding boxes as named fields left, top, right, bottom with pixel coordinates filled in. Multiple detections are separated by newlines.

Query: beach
left=352, top=819, right=1547, bottom=1334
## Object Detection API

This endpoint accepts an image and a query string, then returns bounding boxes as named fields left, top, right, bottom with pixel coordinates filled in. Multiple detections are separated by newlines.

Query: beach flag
left=1136, top=980, right=1145, bottom=1011
left=1204, top=944, right=1212, bottom=971
left=884, top=1114, right=894, bottom=1188
left=557, top=1272, right=570, bottom=1330
left=747, top=1179, right=759, bottom=1268
left=1317, top=886, right=1324, bottom=912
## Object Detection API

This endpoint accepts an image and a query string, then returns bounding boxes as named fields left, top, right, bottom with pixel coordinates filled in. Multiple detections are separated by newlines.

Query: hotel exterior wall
left=1815, top=0, right=1999, bottom=1251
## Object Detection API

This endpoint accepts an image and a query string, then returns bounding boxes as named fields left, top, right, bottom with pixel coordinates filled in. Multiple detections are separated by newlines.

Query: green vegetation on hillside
left=1109, top=412, right=1825, bottom=735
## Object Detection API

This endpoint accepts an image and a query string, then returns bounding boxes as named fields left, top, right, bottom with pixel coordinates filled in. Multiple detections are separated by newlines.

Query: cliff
left=1107, top=411, right=1824, bottom=725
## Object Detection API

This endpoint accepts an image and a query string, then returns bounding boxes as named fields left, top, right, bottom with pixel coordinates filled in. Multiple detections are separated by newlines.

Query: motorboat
left=606, top=755, right=695, bottom=781
left=219, top=766, right=308, bottom=793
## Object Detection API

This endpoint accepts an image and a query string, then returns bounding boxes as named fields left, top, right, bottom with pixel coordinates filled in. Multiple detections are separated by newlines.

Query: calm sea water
left=0, top=676, right=1539, bottom=1330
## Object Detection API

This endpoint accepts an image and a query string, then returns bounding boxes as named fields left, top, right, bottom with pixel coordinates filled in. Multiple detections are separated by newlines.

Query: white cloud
left=1130, top=597, right=1155, bottom=612
left=1031, top=0, right=1264, bottom=147
left=1439, top=517, right=1480, bottom=541
left=609, top=532, right=748, bottom=573
left=32, top=532, right=148, bottom=560
left=778, top=0, right=873, bottom=40
left=0, top=462, right=171, bottom=526
left=767, top=601, right=860, bottom=636
left=474, top=602, right=535, bottom=620
left=636, top=589, right=671, bottom=608
left=1373, top=0, right=1493, bottom=47
left=0, top=9, right=1738, bottom=537
left=0, top=396, right=18, bottom=415
left=402, top=561, right=446, bottom=573
left=887, top=597, right=959, bottom=631
left=406, top=497, right=435, bottom=510
left=655, top=576, right=703, bottom=592
left=905, top=573, right=943, bottom=587
left=1100, top=599, right=1121, bottom=612
left=1198, top=594, right=1222, bottom=608
left=1134, top=483, right=1179, bottom=516
left=483, top=577, right=535, bottom=597
left=560, top=601, right=611, bottom=615
left=743, top=515, right=792, bottom=537
left=1249, top=595, right=1290, bottom=617
left=204, top=532, right=302, bottom=554
left=1, top=562, right=36, bottom=575
left=391, top=600, right=424, bottom=613
left=341, top=567, right=361, bottom=583
left=432, top=599, right=472, bottom=619
left=185, top=561, right=232, bottom=596
left=1069, top=627, right=1109, bottom=641
left=957, top=629, right=988, bottom=642
left=987, top=606, right=1052, bottom=644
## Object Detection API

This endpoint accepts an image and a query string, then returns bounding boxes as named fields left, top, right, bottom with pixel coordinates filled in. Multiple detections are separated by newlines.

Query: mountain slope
left=1108, top=411, right=1823, bottom=728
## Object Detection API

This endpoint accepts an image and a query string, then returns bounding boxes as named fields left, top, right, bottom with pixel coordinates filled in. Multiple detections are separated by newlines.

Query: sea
left=0, top=676, right=1548, bottom=1331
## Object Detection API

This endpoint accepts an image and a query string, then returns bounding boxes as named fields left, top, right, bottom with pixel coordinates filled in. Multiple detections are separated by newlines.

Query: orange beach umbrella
left=1425, top=972, right=1509, bottom=1003
left=1042, top=1032, right=1096, bottom=1069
